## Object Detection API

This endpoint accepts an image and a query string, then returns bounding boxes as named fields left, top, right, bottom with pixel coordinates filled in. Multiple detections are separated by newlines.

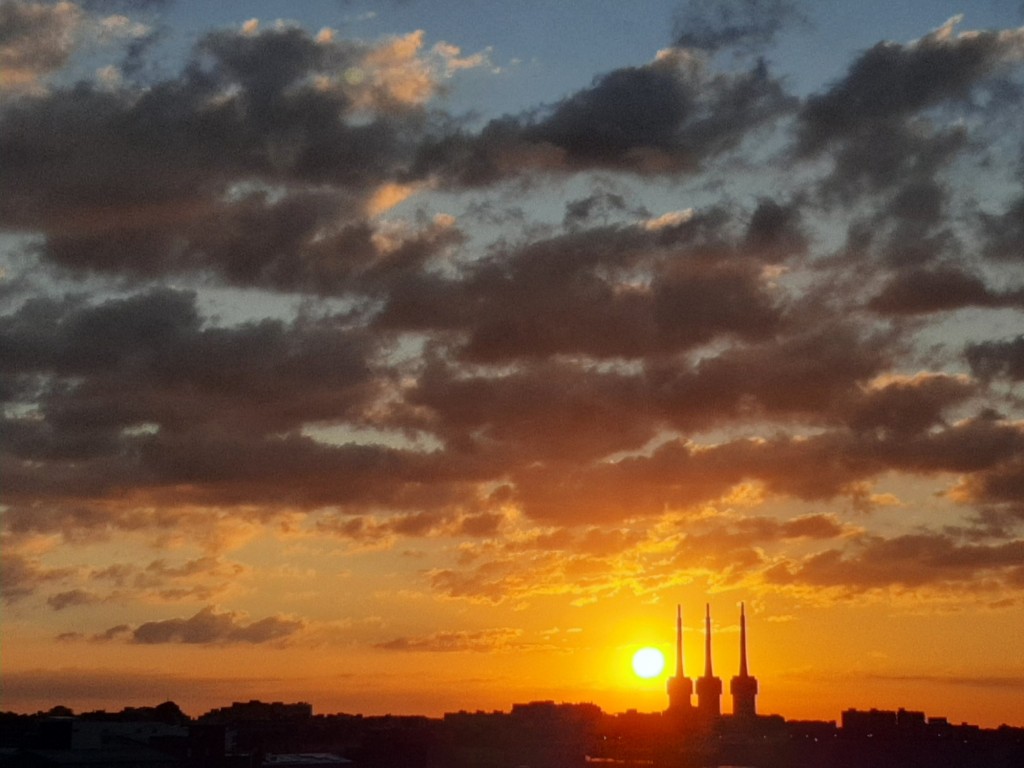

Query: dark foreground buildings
left=2, top=606, right=1022, bottom=768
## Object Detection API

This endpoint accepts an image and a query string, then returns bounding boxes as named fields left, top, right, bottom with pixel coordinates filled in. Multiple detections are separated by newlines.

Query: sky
left=2, top=0, right=1024, bottom=728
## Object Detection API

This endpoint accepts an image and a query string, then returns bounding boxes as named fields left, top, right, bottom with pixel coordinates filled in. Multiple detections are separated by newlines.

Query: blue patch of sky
left=71, top=2, right=1024, bottom=126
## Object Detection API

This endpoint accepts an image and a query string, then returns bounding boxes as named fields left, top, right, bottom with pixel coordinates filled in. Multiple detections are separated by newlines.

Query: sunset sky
left=3, top=0, right=1024, bottom=728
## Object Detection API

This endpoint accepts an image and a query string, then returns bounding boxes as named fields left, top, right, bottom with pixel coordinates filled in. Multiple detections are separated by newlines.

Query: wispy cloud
left=375, top=627, right=525, bottom=652
left=93, top=606, right=306, bottom=645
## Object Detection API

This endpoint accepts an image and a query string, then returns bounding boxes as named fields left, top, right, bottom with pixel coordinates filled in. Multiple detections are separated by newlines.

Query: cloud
left=2, top=5, right=1024, bottom=628
left=673, top=0, right=807, bottom=53
left=3, top=547, right=251, bottom=614
left=868, top=266, right=1024, bottom=315
left=865, top=673, right=1024, bottom=690
left=433, top=513, right=848, bottom=605
left=795, top=18, right=1024, bottom=199
left=504, top=411, right=1024, bottom=525
left=0, top=22, right=458, bottom=292
left=766, top=532, right=1024, bottom=593
left=317, top=508, right=505, bottom=544
left=562, top=192, right=634, bottom=229
left=375, top=627, right=524, bottom=652
left=967, top=336, right=1024, bottom=380
left=82, top=556, right=250, bottom=602
left=0, top=288, right=387, bottom=518
left=114, top=606, right=305, bottom=645
left=48, top=588, right=102, bottom=610
left=420, top=505, right=1019, bottom=605
left=797, top=18, right=1018, bottom=153
left=378, top=203, right=795, bottom=362
left=951, top=458, right=1024, bottom=509
left=0, top=0, right=83, bottom=94
left=841, top=373, right=976, bottom=437
left=414, top=49, right=795, bottom=183
left=79, top=1, right=171, bottom=8
left=980, top=196, right=1024, bottom=261
left=2, top=279, right=1009, bottom=547
left=0, top=551, right=73, bottom=603
left=0, top=268, right=1017, bottom=554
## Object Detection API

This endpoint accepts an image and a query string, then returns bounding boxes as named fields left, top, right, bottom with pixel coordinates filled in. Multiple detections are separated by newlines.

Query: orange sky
left=2, top=0, right=1024, bottom=729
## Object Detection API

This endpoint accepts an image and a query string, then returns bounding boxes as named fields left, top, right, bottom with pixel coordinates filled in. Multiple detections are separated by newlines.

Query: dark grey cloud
left=767, top=532, right=1024, bottom=592
left=317, top=510, right=504, bottom=542
left=967, top=335, right=1024, bottom=380
left=562, top=192, right=634, bottom=229
left=958, top=507, right=1024, bottom=541
left=0, top=288, right=473, bottom=533
left=869, top=266, right=1024, bottom=315
left=407, top=359, right=656, bottom=465
left=981, top=196, right=1024, bottom=261
left=651, top=250, right=783, bottom=346
left=13, top=557, right=245, bottom=610
left=797, top=22, right=1011, bottom=154
left=0, top=0, right=81, bottom=92
left=80, top=1, right=172, bottom=9
left=955, top=457, right=1024, bottom=509
left=0, top=288, right=375, bottom=441
left=118, top=25, right=171, bottom=87
left=506, top=411, right=1024, bottom=523
left=864, top=673, right=1024, bottom=690
left=743, top=197, right=807, bottom=261
left=375, top=627, right=523, bottom=652
left=0, top=23, right=430, bottom=290
left=1, top=242, right=1019, bottom=549
left=841, top=374, right=975, bottom=437
left=47, top=589, right=102, bottom=611
left=2, top=6, right=1024, bottom=620
left=378, top=203, right=794, bottom=362
left=1, top=431, right=496, bottom=539
left=124, top=606, right=304, bottom=645
left=650, top=323, right=893, bottom=427
left=0, top=552, right=73, bottom=603
left=415, top=52, right=795, bottom=183
left=673, top=0, right=807, bottom=53
left=795, top=20, right=1021, bottom=201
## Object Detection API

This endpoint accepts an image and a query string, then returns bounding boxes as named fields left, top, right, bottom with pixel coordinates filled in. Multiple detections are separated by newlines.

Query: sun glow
left=631, top=647, right=665, bottom=679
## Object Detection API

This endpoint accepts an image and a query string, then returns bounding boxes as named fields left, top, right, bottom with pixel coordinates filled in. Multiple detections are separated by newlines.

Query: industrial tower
left=695, top=604, right=723, bottom=718
left=666, top=605, right=694, bottom=714
left=729, top=602, right=758, bottom=718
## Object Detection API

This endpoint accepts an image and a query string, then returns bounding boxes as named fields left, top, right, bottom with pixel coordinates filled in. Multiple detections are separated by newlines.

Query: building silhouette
left=3, top=603, right=1022, bottom=767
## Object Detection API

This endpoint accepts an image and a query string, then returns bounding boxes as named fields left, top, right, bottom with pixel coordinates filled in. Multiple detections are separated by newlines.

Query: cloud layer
left=2, top=2, right=1024, bottom=660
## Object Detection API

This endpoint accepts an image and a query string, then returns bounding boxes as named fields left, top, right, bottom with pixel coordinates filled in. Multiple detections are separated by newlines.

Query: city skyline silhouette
left=4, top=602, right=1021, bottom=732
left=1, top=603, right=1021, bottom=767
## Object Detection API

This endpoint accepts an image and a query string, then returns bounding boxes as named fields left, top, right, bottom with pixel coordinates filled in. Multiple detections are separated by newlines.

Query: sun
left=631, top=647, right=666, bottom=679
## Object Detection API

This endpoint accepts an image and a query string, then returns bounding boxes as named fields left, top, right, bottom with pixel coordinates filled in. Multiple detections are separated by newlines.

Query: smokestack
left=676, top=605, right=684, bottom=677
left=704, top=603, right=713, bottom=677
left=696, top=603, right=722, bottom=718
left=739, top=602, right=748, bottom=677
left=730, top=602, right=758, bottom=719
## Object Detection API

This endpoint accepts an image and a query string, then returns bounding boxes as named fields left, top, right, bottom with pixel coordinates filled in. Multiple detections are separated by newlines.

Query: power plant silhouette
left=666, top=603, right=757, bottom=723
